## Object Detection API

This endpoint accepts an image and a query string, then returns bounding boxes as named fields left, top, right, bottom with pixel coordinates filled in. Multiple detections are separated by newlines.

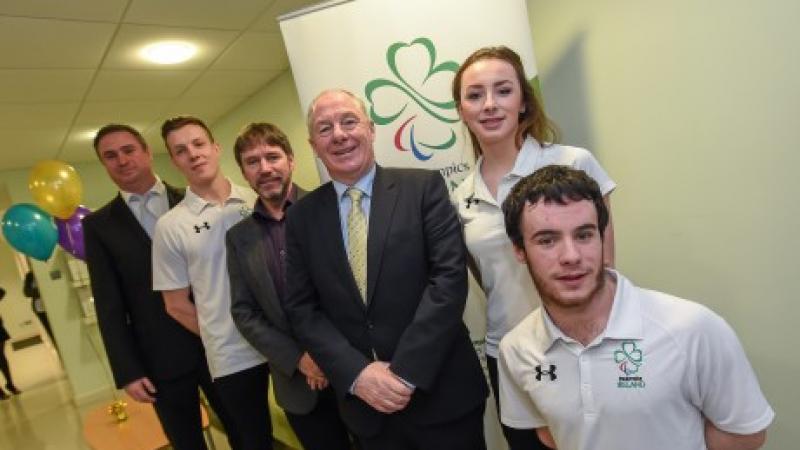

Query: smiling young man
left=151, top=116, right=270, bottom=450
left=497, top=165, right=774, bottom=450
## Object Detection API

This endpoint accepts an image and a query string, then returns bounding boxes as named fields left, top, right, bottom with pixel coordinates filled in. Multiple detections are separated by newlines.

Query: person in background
left=0, top=286, right=20, bottom=398
left=498, top=165, right=773, bottom=450
left=227, top=122, right=354, bottom=450
left=85, top=123, right=232, bottom=449
left=23, top=270, right=55, bottom=344
left=450, top=45, right=616, bottom=450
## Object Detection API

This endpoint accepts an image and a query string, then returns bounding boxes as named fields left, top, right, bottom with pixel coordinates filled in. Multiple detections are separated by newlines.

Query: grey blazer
left=226, top=187, right=315, bottom=415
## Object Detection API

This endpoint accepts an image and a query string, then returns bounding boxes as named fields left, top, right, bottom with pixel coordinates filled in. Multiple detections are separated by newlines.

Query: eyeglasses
left=313, top=115, right=361, bottom=138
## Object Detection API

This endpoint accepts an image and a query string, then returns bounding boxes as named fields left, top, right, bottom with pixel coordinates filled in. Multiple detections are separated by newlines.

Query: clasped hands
left=353, top=361, right=413, bottom=414
left=298, top=352, right=329, bottom=390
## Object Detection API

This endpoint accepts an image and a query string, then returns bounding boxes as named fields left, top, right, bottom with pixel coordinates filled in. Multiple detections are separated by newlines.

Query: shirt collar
left=183, top=178, right=249, bottom=215
left=468, top=136, right=541, bottom=204
left=509, top=136, right=542, bottom=178
left=534, top=269, right=643, bottom=354
left=602, top=270, right=643, bottom=340
left=120, top=176, right=164, bottom=204
left=253, top=183, right=297, bottom=221
left=332, top=164, right=376, bottom=202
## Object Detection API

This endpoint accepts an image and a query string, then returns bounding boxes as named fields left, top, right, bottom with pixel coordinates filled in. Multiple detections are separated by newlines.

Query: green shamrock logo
left=613, top=341, right=643, bottom=376
left=364, top=37, right=459, bottom=161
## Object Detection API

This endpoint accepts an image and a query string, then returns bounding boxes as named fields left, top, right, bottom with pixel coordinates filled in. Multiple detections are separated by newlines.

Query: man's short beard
left=528, top=254, right=605, bottom=311
left=261, top=179, right=289, bottom=203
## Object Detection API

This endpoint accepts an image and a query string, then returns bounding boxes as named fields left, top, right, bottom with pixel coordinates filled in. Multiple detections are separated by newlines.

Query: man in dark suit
left=84, top=124, right=232, bottom=450
left=226, top=122, right=352, bottom=450
left=285, top=89, right=488, bottom=450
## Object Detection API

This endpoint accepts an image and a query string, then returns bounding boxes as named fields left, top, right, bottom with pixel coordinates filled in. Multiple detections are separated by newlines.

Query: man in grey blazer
left=226, top=122, right=353, bottom=450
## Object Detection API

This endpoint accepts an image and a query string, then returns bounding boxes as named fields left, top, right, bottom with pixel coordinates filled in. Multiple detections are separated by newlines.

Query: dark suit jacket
left=226, top=185, right=316, bottom=415
left=84, top=183, right=204, bottom=388
left=285, top=166, right=488, bottom=437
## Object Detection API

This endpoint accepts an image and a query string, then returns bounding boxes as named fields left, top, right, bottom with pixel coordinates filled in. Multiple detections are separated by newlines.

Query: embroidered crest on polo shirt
left=534, top=364, right=557, bottom=381
left=239, top=205, right=253, bottom=217
left=614, top=341, right=646, bottom=388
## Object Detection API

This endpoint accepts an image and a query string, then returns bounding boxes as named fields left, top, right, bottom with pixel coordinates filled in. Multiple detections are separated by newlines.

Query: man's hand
left=298, top=352, right=328, bottom=390
left=124, top=377, right=157, bottom=403
left=353, top=362, right=412, bottom=413
left=537, top=427, right=557, bottom=449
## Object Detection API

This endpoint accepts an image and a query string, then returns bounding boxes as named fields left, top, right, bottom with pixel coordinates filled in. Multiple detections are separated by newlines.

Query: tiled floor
left=0, top=340, right=242, bottom=450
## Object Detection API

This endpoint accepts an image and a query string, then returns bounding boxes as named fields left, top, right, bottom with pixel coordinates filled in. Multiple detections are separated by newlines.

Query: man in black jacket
left=227, top=122, right=353, bottom=450
left=84, top=124, right=233, bottom=450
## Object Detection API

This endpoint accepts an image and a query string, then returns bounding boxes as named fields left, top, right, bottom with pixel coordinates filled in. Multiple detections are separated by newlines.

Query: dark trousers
left=152, top=358, right=234, bottom=450
left=284, top=386, right=352, bottom=450
left=360, top=402, right=487, bottom=450
left=35, top=311, right=55, bottom=345
left=0, top=340, right=12, bottom=387
left=213, top=362, right=272, bottom=450
left=486, top=355, right=548, bottom=450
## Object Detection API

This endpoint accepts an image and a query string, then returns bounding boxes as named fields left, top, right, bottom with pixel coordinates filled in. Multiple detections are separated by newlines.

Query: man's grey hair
left=306, top=88, right=371, bottom=135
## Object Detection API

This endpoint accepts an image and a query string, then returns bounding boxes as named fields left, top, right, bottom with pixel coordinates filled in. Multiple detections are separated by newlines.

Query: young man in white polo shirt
left=152, top=116, right=270, bottom=450
left=497, top=165, right=774, bottom=450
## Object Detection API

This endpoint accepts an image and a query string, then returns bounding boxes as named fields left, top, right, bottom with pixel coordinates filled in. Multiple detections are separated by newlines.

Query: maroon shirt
left=251, top=184, right=300, bottom=302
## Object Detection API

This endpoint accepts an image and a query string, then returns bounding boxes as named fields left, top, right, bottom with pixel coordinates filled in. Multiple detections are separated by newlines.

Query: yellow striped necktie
left=346, top=187, right=367, bottom=303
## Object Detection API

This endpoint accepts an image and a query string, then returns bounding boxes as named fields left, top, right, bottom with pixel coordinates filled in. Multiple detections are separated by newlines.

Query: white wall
left=528, top=0, right=798, bottom=447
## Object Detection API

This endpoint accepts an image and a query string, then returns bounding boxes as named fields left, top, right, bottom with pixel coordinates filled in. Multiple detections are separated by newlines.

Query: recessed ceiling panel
left=0, top=69, right=94, bottom=102
left=0, top=16, right=116, bottom=69
left=74, top=100, right=172, bottom=128
left=0, top=103, right=79, bottom=130
left=87, top=69, right=199, bottom=101
left=125, top=0, right=269, bottom=30
left=185, top=70, right=281, bottom=98
left=213, top=32, right=288, bottom=71
left=0, top=0, right=127, bottom=22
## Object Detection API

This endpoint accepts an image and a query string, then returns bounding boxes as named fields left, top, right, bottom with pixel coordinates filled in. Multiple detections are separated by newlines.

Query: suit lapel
left=366, top=167, right=398, bottom=306
left=239, top=218, right=282, bottom=317
left=109, top=194, right=151, bottom=244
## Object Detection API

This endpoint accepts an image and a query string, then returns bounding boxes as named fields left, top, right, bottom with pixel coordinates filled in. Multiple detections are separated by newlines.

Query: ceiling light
left=140, top=41, right=197, bottom=65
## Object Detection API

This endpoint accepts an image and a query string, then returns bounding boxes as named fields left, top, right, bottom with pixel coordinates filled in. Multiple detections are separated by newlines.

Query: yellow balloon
left=28, top=160, right=83, bottom=219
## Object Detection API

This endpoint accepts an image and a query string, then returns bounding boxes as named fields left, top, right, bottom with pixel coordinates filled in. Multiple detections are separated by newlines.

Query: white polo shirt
left=152, top=181, right=266, bottom=379
left=498, top=271, right=774, bottom=450
left=452, top=137, right=615, bottom=357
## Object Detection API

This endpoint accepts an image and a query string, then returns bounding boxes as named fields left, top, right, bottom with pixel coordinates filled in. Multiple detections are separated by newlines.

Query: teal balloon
left=2, top=203, right=58, bottom=261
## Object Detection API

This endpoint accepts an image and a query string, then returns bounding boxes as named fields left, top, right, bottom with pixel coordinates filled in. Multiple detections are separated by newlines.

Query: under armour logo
left=464, top=194, right=480, bottom=209
left=535, top=365, right=557, bottom=381
left=193, top=222, right=211, bottom=233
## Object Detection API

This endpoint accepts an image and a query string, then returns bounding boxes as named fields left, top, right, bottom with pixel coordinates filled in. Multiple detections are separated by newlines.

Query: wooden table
left=82, top=395, right=212, bottom=450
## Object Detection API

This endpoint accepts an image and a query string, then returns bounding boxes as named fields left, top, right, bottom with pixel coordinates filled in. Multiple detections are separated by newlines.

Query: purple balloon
left=55, top=205, right=91, bottom=260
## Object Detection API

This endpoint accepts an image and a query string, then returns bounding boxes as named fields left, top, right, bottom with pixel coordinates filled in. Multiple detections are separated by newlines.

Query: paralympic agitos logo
left=364, top=37, right=459, bottom=161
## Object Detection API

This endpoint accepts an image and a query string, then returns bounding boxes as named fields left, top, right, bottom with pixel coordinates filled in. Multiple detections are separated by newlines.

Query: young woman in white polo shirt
left=451, top=46, right=617, bottom=450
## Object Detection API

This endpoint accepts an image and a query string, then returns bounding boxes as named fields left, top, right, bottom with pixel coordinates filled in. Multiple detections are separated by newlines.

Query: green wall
left=527, top=1, right=797, bottom=447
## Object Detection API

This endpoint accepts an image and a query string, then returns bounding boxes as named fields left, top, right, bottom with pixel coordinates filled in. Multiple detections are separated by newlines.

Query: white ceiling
left=0, top=0, right=320, bottom=171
